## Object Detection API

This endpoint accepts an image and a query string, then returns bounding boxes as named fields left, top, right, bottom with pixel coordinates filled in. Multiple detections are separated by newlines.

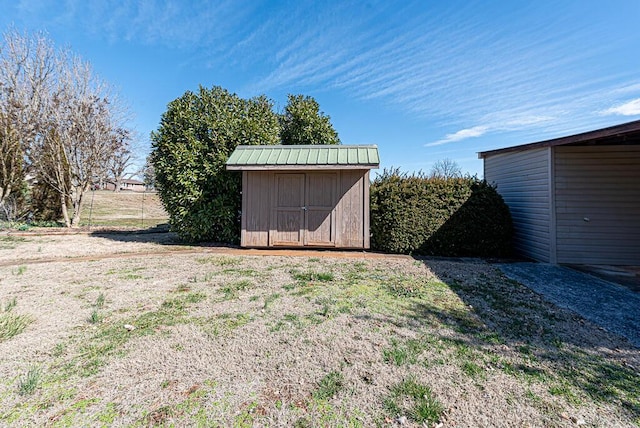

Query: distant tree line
left=0, top=29, right=134, bottom=227
left=151, top=87, right=340, bottom=242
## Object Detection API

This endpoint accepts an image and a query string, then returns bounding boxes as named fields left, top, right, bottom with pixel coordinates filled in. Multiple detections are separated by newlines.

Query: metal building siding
left=484, top=148, right=551, bottom=262
left=554, top=145, right=640, bottom=265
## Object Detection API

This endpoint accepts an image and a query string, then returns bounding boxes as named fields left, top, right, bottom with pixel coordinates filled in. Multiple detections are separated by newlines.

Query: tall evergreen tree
left=280, top=94, right=340, bottom=145
left=150, top=86, right=280, bottom=242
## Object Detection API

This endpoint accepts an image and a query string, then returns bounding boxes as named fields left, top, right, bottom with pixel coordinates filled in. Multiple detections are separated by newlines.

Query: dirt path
left=0, top=231, right=409, bottom=267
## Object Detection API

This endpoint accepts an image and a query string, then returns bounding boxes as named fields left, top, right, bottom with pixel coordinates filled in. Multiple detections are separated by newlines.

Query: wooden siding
left=241, top=171, right=270, bottom=247
left=554, top=145, right=640, bottom=265
left=484, top=148, right=551, bottom=262
left=335, top=170, right=366, bottom=248
left=241, top=170, right=370, bottom=249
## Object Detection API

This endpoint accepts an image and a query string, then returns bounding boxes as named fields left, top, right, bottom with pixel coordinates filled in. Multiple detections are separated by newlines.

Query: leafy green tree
left=150, top=86, right=280, bottom=242
left=280, top=94, right=340, bottom=145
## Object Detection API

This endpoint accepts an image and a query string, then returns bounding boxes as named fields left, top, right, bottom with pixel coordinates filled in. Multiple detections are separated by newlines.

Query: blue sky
left=3, top=0, right=640, bottom=176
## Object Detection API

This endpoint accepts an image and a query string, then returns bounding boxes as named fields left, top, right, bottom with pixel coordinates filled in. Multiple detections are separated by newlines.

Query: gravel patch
left=497, top=262, right=640, bottom=348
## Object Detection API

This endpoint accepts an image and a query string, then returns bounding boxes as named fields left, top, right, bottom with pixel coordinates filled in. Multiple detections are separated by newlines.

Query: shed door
left=271, top=174, right=305, bottom=246
left=270, top=172, right=337, bottom=247
left=304, top=173, right=336, bottom=246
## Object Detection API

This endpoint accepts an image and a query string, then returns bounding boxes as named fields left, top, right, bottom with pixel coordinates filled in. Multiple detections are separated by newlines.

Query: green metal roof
left=226, top=145, right=379, bottom=170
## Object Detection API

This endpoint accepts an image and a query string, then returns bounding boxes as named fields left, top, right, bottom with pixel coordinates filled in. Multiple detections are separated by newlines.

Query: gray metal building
left=479, top=120, right=640, bottom=265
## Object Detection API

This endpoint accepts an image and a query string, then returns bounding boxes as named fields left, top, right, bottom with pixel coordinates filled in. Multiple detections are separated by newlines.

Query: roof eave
left=478, top=119, right=640, bottom=158
left=226, top=164, right=379, bottom=171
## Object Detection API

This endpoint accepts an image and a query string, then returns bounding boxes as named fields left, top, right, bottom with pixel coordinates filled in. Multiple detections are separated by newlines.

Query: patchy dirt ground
left=0, top=234, right=638, bottom=427
left=0, top=232, right=184, bottom=265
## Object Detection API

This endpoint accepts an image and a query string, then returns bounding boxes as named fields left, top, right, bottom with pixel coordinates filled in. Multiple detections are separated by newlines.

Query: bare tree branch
left=430, top=158, right=462, bottom=179
left=0, top=28, right=55, bottom=216
left=2, top=31, right=135, bottom=227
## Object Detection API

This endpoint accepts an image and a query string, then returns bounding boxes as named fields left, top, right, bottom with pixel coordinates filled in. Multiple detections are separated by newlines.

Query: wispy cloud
left=15, top=0, right=249, bottom=49
left=601, top=98, right=640, bottom=116
left=10, top=0, right=640, bottom=144
left=425, top=126, right=489, bottom=147
left=242, top=2, right=640, bottom=142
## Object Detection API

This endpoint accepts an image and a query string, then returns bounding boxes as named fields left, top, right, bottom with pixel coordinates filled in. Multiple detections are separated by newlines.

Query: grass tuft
left=291, top=270, right=334, bottom=283
left=315, top=296, right=336, bottom=317
left=383, top=276, right=438, bottom=298
left=88, top=309, right=102, bottom=324
left=95, top=293, right=105, bottom=309
left=461, top=360, right=485, bottom=380
left=4, top=297, right=17, bottom=312
left=17, top=366, right=41, bottom=395
left=313, top=371, right=344, bottom=400
left=263, top=293, right=281, bottom=310
left=384, top=377, right=443, bottom=425
left=0, top=312, right=32, bottom=342
left=221, top=280, right=252, bottom=300
left=382, top=338, right=424, bottom=366
left=195, top=256, right=240, bottom=266
left=12, top=265, right=27, bottom=276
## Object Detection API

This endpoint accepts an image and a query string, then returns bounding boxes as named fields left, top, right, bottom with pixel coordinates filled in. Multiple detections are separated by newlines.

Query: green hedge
left=370, top=169, right=513, bottom=257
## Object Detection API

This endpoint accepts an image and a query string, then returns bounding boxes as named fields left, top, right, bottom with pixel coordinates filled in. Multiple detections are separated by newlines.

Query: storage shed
left=226, top=145, right=379, bottom=249
left=479, top=120, right=640, bottom=265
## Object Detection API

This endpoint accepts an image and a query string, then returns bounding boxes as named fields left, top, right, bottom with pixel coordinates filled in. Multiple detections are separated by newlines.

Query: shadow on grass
left=411, top=257, right=640, bottom=422
left=89, top=224, right=242, bottom=249
left=89, top=223, right=181, bottom=245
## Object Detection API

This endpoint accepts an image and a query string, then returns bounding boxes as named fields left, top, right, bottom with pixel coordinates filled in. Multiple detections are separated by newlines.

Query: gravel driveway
left=497, top=262, right=640, bottom=348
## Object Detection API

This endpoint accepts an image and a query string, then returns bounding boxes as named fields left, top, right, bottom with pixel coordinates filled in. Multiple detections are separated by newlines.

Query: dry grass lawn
left=80, top=190, right=168, bottom=228
left=0, top=234, right=638, bottom=427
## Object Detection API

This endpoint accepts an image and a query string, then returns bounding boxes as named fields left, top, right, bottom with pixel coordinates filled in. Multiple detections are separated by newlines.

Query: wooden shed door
left=271, top=174, right=305, bottom=246
left=270, top=172, right=337, bottom=247
left=305, top=173, right=336, bottom=246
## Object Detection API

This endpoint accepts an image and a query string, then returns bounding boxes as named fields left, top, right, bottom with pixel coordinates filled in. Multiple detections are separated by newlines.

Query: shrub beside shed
left=226, top=145, right=379, bottom=249
left=479, top=120, right=640, bottom=265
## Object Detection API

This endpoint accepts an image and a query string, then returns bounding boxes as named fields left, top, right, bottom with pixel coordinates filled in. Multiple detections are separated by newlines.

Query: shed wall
left=334, top=170, right=369, bottom=248
left=241, top=171, right=271, bottom=247
left=484, top=148, right=551, bottom=262
left=241, top=170, right=370, bottom=249
left=554, top=145, right=640, bottom=265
